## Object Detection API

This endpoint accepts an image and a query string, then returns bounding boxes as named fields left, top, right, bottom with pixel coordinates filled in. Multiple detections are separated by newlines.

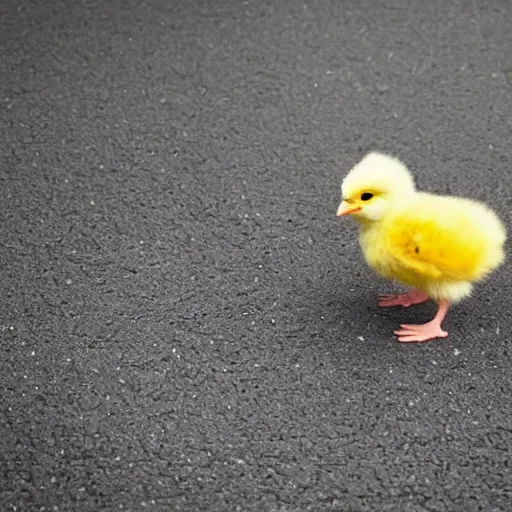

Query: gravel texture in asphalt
left=1, top=1, right=512, bottom=511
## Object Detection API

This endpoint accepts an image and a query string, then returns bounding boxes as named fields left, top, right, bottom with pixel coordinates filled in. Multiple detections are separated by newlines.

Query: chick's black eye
left=361, top=192, right=374, bottom=201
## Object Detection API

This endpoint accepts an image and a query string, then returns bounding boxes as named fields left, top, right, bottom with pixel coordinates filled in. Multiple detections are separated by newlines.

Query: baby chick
left=337, top=152, right=506, bottom=343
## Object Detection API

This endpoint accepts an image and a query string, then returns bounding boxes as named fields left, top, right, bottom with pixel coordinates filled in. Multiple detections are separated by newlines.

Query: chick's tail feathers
left=473, top=204, right=506, bottom=280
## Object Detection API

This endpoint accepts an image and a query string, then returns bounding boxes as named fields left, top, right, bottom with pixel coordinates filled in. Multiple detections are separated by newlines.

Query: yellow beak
left=336, top=201, right=362, bottom=216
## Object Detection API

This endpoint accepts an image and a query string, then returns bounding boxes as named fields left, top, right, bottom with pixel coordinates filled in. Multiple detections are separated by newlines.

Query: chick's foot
left=394, top=322, right=448, bottom=343
left=378, top=290, right=429, bottom=308
left=394, top=300, right=450, bottom=343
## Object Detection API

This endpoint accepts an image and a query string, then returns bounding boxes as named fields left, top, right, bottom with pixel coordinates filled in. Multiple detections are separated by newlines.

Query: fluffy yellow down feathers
left=337, top=152, right=506, bottom=343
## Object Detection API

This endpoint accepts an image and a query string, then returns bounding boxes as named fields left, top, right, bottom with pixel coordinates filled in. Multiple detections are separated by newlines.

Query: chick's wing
left=387, top=196, right=484, bottom=281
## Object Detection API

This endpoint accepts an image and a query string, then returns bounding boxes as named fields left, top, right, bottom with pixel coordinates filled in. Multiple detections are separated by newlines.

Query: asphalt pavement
left=1, top=0, right=512, bottom=511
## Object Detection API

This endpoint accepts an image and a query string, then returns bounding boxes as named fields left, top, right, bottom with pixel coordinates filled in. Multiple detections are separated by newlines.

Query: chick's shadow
left=288, top=272, right=438, bottom=359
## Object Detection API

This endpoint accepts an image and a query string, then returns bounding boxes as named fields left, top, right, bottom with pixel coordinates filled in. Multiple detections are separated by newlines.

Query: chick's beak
left=336, top=201, right=362, bottom=216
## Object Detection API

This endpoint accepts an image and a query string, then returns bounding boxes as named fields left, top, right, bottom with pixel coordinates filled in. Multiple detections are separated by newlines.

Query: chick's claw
left=378, top=290, right=429, bottom=308
left=394, top=322, right=448, bottom=343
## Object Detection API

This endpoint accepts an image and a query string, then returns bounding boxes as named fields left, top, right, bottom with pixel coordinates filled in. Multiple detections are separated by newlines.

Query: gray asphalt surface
left=1, top=1, right=512, bottom=511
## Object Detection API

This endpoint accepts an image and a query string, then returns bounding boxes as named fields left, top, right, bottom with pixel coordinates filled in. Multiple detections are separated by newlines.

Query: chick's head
left=337, top=152, right=416, bottom=222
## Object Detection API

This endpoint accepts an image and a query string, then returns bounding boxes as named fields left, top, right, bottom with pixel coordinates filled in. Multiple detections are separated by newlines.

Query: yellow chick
left=337, top=152, right=506, bottom=343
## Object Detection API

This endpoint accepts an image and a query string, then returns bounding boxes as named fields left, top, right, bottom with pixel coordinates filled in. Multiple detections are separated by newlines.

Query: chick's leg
left=394, top=300, right=450, bottom=343
left=378, top=289, right=429, bottom=308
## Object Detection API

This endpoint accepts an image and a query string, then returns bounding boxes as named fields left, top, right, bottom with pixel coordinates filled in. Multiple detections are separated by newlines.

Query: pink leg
left=394, top=300, right=450, bottom=343
left=378, top=289, right=430, bottom=308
